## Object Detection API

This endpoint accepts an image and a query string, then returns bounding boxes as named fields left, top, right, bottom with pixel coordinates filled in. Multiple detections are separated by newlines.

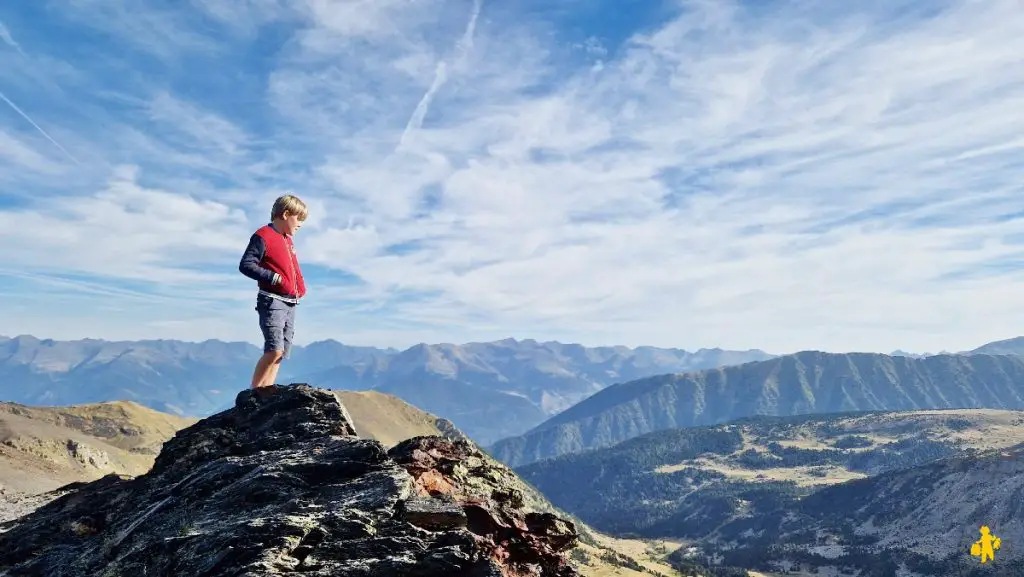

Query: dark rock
left=0, top=383, right=579, bottom=576
left=403, top=495, right=468, bottom=531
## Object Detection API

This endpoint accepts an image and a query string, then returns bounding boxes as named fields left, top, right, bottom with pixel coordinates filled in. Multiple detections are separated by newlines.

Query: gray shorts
left=256, top=293, right=296, bottom=357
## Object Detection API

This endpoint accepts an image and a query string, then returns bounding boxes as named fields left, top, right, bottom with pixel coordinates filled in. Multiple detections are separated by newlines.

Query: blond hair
left=271, top=194, right=308, bottom=221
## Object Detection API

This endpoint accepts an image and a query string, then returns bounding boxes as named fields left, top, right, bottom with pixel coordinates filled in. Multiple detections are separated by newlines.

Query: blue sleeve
left=238, top=234, right=276, bottom=284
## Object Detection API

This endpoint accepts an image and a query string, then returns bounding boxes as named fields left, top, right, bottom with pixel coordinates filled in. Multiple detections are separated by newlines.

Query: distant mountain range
left=489, top=350, right=1024, bottom=466
left=890, top=334, right=1024, bottom=358
left=965, top=335, right=1024, bottom=357
left=0, top=334, right=771, bottom=445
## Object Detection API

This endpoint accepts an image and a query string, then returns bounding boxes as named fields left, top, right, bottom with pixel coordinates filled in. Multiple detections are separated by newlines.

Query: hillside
left=515, top=409, right=1024, bottom=543
left=693, top=444, right=1024, bottom=576
left=0, top=399, right=195, bottom=454
left=490, top=351, right=1024, bottom=467
left=0, top=334, right=770, bottom=445
left=0, top=399, right=196, bottom=495
left=331, top=390, right=470, bottom=448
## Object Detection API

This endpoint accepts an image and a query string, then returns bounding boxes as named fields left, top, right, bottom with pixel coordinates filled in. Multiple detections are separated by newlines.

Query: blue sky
left=0, top=0, right=1022, bottom=354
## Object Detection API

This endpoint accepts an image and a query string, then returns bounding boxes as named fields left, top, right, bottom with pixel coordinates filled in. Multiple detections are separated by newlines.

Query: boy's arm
left=238, top=234, right=280, bottom=285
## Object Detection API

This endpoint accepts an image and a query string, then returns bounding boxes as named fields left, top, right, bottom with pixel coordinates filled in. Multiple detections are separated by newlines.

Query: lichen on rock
left=0, top=384, right=579, bottom=576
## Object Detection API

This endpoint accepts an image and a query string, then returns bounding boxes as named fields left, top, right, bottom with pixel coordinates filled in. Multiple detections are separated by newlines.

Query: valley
left=515, top=408, right=1024, bottom=575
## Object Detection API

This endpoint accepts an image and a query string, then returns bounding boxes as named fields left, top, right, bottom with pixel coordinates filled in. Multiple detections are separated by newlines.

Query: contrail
left=398, top=62, right=448, bottom=151
left=0, top=90, right=80, bottom=164
left=397, top=0, right=483, bottom=152
left=455, top=0, right=483, bottom=57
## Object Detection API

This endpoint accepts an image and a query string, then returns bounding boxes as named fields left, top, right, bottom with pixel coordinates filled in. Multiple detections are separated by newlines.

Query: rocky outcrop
left=65, top=439, right=113, bottom=469
left=434, top=417, right=473, bottom=445
left=0, top=383, right=579, bottom=576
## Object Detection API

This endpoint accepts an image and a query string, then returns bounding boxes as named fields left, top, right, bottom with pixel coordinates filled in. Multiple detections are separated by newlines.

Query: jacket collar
left=268, top=222, right=291, bottom=237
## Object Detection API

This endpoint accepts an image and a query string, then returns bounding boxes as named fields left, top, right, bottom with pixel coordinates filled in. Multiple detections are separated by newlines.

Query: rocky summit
left=0, top=384, right=579, bottom=577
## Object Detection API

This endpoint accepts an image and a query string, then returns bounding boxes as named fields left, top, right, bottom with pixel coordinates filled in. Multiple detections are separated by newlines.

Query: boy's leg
left=250, top=351, right=284, bottom=388
left=263, top=302, right=295, bottom=386
left=251, top=296, right=287, bottom=389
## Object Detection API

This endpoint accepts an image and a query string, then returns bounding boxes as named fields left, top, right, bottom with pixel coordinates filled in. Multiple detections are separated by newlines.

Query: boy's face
left=281, top=210, right=305, bottom=235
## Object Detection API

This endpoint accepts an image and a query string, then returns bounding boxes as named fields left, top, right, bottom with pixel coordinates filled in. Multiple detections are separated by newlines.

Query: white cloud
left=0, top=165, right=250, bottom=286
left=3, top=0, right=1024, bottom=354
left=0, top=130, right=65, bottom=173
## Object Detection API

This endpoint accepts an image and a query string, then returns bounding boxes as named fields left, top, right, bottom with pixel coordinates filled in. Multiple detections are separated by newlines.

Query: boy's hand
left=272, top=273, right=282, bottom=285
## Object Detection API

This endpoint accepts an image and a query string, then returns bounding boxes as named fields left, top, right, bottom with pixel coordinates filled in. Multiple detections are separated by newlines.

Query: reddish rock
left=391, top=436, right=579, bottom=577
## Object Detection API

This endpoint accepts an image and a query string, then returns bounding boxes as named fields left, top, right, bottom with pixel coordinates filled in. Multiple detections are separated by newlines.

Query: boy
left=238, top=194, right=308, bottom=393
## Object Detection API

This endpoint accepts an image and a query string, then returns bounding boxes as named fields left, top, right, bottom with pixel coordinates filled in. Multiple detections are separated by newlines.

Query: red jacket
left=238, top=224, right=306, bottom=300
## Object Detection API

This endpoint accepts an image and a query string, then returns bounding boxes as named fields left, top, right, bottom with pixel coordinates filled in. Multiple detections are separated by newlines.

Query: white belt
left=259, top=289, right=299, bottom=304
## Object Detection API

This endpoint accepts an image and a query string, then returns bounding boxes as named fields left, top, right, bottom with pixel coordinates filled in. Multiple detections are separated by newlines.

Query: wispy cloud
left=2, top=0, right=1024, bottom=354
left=146, top=92, right=252, bottom=158
left=0, top=165, right=250, bottom=282
left=56, top=0, right=220, bottom=58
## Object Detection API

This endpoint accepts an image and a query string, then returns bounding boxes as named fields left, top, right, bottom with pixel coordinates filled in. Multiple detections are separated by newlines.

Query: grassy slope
left=0, top=400, right=197, bottom=492
left=333, top=390, right=451, bottom=447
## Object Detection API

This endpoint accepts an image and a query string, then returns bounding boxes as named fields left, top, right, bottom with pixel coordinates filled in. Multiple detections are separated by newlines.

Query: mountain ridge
left=490, top=350, right=1024, bottom=466
left=0, top=334, right=772, bottom=445
left=965, top=335, right=1024, bottom=356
